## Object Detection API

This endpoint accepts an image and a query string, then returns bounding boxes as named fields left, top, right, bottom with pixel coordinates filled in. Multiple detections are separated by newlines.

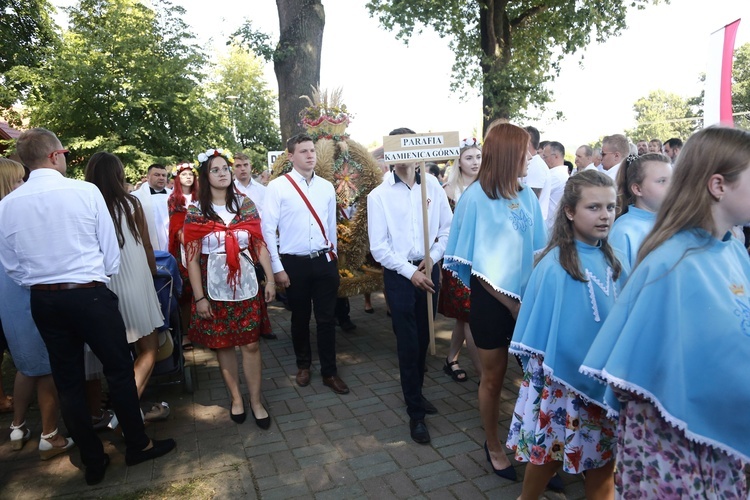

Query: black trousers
left=30, top=286, right=149, bottom=468
left=383, top=264, right=440, bottom=420
left=281, top=254, right=340, bottom=377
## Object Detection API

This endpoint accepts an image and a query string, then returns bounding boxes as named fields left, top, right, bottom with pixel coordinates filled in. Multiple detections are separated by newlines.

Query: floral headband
left=170, top=162, right=198, bottom=178
left=460, top=137, right=481, bottom=149
left=196, top=148, right=234, bottom=167
left=624, top=154, right=639, bottom=167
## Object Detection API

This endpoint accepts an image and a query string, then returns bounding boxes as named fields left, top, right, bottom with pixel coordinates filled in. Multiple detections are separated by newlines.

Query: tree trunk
left=479, top=0, right=511, bottom=134
left=274, top=0, right=325, bottom=143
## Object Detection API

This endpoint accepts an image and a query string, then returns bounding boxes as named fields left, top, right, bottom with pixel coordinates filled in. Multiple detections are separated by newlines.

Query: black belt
left=281, top=249, right=331, bottom=260
left=408, top=259, right=424, bottom=266
left=31, top=281, right=105, bottom=291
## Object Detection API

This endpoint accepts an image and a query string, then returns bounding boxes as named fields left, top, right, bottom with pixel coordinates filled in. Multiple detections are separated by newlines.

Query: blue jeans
left=383, top=264, right=440, bottom=420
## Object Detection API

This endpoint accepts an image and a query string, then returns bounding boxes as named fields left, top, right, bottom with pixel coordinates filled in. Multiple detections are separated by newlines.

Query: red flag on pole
left=705, top=19, right=741, bottom=126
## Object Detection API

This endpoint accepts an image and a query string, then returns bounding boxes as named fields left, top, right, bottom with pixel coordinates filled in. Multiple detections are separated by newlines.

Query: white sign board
left=382, top=132, right=460, bottom=163
left=267, top=151, right=284, bottom=169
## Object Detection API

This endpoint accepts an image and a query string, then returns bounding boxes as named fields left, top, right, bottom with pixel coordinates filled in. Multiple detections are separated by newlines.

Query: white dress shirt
left=261, top=168, right=337, bottom=274
left=367, top=170, right=453, bottom=280
left=605, top=162, right=622, bottom=181
left=0, top=169, right=120, bottom=286
left=539, top=165, right=569, bottom=231
left=133, top=182, right=170, bottom=252
left=522, top=154, right=548, bottom=189
left=234, top=178, right=266, bottom=216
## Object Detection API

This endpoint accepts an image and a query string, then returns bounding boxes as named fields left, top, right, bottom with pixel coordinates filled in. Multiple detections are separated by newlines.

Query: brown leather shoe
left=295, top=368, right=311, bottom=387
left=322, top=375, right=350, bottom=394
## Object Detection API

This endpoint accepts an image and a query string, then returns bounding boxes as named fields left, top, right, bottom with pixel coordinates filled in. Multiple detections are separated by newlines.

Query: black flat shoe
left=251, top=406, right=271, bottom=430
left=85, top=454, right=109, bottom=485
left=364, top=307, right=374, bottom=314
left=125, top=438, right=176, bottom=466
left=484, top=441, right=517, bottom=480
left=230, top=405, right=246, bottom=424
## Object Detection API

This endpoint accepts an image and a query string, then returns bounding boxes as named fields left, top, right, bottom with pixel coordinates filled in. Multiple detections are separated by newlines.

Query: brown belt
left=31, top=281, right=105, bottom=291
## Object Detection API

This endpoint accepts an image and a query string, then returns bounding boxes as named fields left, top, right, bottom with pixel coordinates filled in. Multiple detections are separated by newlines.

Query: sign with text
left=382, top=132, right=460, bottom=163
left=267, top=151, right=284, bottom=169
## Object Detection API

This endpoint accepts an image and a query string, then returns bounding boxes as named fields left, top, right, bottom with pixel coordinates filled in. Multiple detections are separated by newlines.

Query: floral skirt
left=615, top=396, right=747, bottom=499
left=437, top=269, right=470, bottom=322
left=506, top=355, right=617, bottom=473
left=187, top=256, right=262, bottom=349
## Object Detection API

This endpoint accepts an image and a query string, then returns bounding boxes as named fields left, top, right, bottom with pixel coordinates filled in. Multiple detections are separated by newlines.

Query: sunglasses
left=47, top=149, right=70, bottom=160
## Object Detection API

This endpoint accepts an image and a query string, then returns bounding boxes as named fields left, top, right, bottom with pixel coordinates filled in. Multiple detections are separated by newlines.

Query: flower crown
left=460, top=137, right=481, bottom=149
left=196, top=148, right=234, bottom=167
left=170, top=162, right=198, bottom=178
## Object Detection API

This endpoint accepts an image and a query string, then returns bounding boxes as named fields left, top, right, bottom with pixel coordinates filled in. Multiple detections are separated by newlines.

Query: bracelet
left=195, top=296, right=207, bottom=304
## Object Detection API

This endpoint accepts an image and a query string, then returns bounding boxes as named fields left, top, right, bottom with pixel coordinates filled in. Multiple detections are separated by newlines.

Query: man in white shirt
left=0, top=128, right=175, bottom=485
left=367, top=127, right=453, bottom=445
left=539, top=141, right=570, bottom=230
left=261, top=133, right=349, bottom=395
left=522, top=126, right=547, bottom=197
left=601, top=134, right=630, bottom=181
left=574, top=145, right=597, bottom=174
left=233, top=152, right=266, bottom=214
left=132, top=164, right=171, bottom=251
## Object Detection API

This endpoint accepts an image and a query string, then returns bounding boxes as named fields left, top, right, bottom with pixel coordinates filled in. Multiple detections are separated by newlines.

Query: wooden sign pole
left=418, top=161, right=436, bottom=355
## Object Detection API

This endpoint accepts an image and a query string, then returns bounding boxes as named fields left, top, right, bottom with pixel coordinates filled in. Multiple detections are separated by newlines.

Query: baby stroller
left=150, top=250, right=193, bottom=393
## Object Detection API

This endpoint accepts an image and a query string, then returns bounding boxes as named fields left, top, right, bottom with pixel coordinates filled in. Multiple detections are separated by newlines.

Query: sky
left=53, top=0, right=750, bottom=152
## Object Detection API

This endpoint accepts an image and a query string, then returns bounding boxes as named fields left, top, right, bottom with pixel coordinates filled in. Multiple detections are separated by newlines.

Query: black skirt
left=469, top=274, right=516, bottom=350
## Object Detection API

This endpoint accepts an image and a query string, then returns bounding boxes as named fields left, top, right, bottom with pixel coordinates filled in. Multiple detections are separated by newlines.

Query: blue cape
left=443, top=182, right=546, bottom=299
left=581, top=229, right=750, bottom=462
left=608, top=205, right=656, bottom=268
left=510, top=241, right=627, bottom=414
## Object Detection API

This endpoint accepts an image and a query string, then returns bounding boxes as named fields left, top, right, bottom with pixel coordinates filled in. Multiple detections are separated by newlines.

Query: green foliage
left=626, top=90, right=698, bottom=142
left=21, top=0, right=228, bottom=179
left=366, top=0, right=660, bottom=127
left=0, top=0, right=60, bottom=124
left=732, top=43, right=750, bottom=130
left=208, top=45, right=282, bottom=170
left=229, top=22, right=277, bottom=62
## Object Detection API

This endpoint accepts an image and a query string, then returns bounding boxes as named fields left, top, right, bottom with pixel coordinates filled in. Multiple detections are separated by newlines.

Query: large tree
left=366, top=0, right=657, bottom=132
left=0, top=0, right=59, bottom=124
left=23, top=0, right=222, bottom=178
left=210, top=45, right=282, bottom=170
left=731, top=43, right=750, bottom=130
left=626, top=90, right=698, bottom=142
left=232, top=0, right=325, bottom=142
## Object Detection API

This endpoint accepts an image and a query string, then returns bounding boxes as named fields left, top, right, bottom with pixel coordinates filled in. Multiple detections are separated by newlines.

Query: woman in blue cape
left=444, top=124, right=546, bottom=479
left=507, top=170, right=626, bottom=499
left=609, top=153, right=672, bottom=267
left=581, top=127, right=750, bottom=498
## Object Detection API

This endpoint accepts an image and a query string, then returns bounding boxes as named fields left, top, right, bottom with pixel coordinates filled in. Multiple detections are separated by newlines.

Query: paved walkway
left=0, top=293, right=585, bottom=499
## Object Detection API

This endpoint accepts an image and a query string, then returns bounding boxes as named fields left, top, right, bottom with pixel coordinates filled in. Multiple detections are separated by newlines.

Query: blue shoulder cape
left=443, top=182, right=546, bottom=299
left=581, top=229, right=750, bottom=462
left=510, top=241, right=627, bottom=415
left=608, top=205, right=656, bottom=268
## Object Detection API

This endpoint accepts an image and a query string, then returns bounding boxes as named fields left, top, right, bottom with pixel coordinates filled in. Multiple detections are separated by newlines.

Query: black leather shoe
left=422, top=396, right=438, bottom=415
left=260, top=332, right=278, bottom=340
left=85, top=454, right=109, bottom=485
left=251, top=406, right=271, bottom=430
left=339, top=319, right=356, bottom=332
left=230, top=405, right=246, bottom=424
left=125, top=438, right=176, bottom=466
left=409, top=419, right=430, bottom=444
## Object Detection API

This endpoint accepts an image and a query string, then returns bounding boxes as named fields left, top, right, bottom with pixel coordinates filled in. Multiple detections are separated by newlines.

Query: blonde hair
left=537, top=170, right=622, bottom=282
left=444, top=144, right=481, bottom=202
left=638, top=127, right=750, bottom=262
left=0, top=158, right=25, bottom=199
left=615, top=152, right=670, bottom=218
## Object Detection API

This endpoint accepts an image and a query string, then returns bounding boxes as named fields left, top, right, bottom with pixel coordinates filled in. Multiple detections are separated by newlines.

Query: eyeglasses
left=48, top=149, right=70, bottom=160
left=209, top=166, right=232, bottom=175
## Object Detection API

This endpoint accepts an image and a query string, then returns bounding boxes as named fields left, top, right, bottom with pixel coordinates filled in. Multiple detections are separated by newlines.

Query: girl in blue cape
left=506, top=170, right=627, bottom=499
left=609, top=153, right=672, bottom=267
left=444, top=123, right=547, bottom=479
left=581, top=127, right=750, bottom=498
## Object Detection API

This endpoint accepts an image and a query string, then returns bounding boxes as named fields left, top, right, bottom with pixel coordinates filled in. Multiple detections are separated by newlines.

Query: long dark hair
left=197, top=154, right=241, bottom=221
left=84, top=152, right=142, bottom=247
left=536, top=170, right=622, bottom=282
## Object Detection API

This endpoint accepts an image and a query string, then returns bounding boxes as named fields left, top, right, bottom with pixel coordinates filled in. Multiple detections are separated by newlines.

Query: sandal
left=443, top=358, right=468, bottom=382
left=144, top=401, right=170, bottom=422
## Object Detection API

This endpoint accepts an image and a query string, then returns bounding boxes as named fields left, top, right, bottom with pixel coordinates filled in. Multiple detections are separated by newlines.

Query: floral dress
left=507, top=354, right=617, bottom=473
left=615, top=395, right=747, bottom=499
left=186, top=198, right=265, bottom=348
